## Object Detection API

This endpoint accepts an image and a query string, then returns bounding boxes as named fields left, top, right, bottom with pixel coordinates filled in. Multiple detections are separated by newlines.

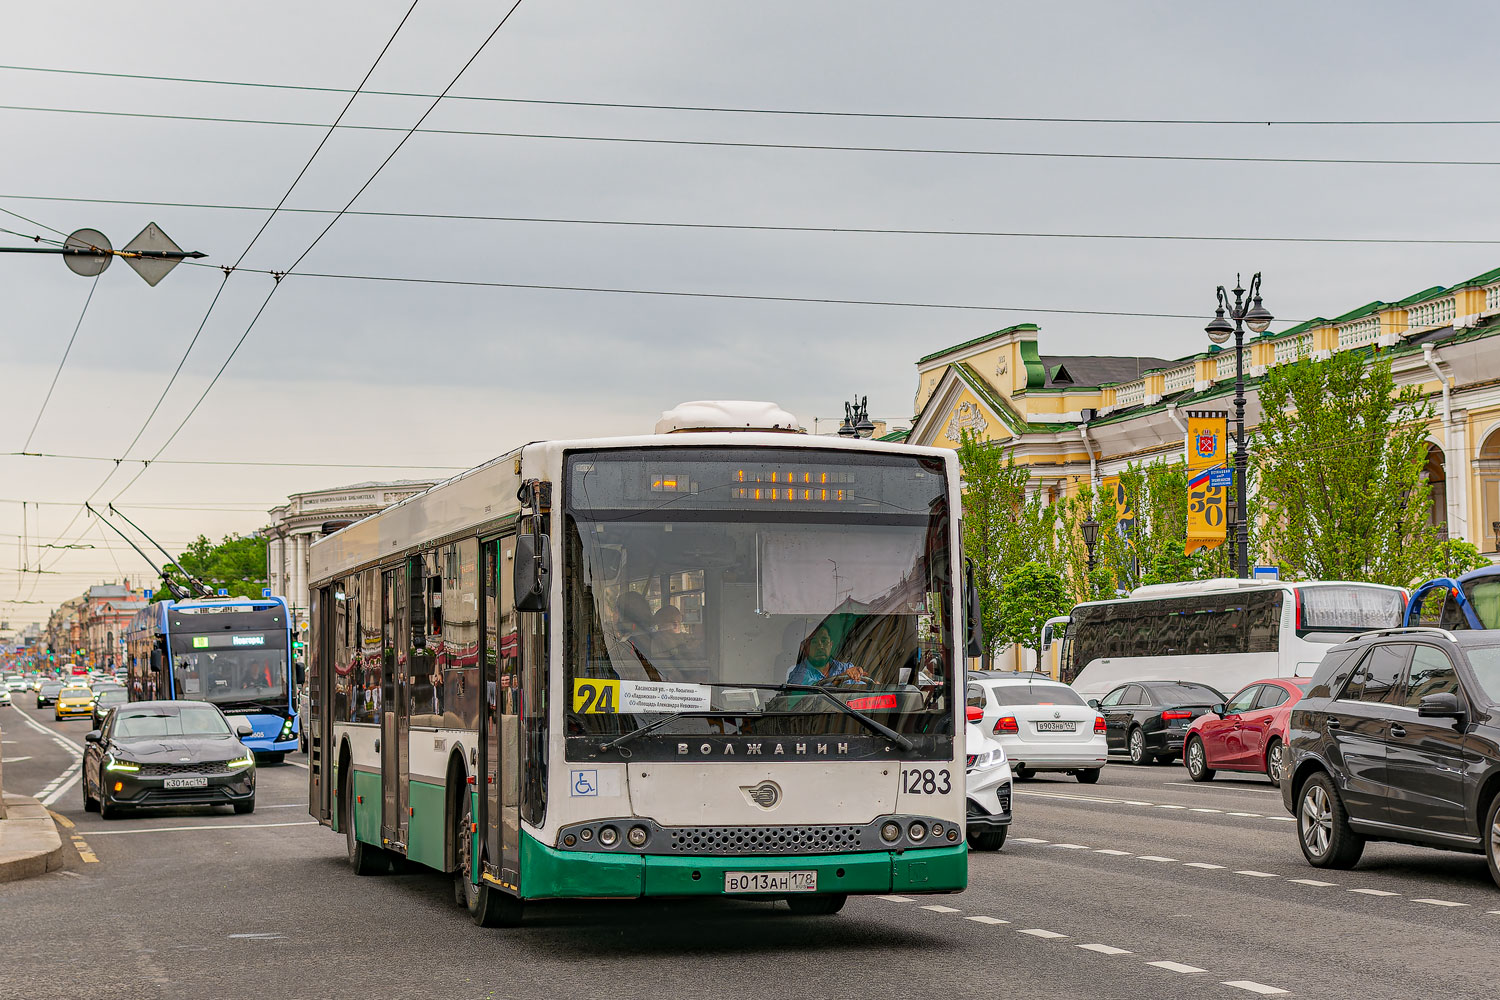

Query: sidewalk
left=0, top=792, right=65, bottom=883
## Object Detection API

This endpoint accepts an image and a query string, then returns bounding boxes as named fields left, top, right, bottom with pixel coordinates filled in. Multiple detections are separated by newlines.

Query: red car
left=1183, top=678, right=1311, bottom=787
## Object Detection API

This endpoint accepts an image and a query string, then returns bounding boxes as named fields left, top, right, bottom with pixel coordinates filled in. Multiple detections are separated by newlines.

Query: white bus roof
left=1125, top=578, right=1402, bottom=601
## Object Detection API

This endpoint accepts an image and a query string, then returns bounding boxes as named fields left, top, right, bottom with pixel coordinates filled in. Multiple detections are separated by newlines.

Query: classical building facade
left=900, top=265, right=1500, bottom=554
left=265, top=480, right=436, bottom=618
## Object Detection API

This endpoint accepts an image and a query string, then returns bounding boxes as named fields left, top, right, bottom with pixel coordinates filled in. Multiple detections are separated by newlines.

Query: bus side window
left=1438, top=591, right=1469, bottom=630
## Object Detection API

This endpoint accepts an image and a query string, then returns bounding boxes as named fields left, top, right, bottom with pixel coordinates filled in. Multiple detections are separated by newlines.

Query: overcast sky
left=6, top=1, right=1500, bottom=617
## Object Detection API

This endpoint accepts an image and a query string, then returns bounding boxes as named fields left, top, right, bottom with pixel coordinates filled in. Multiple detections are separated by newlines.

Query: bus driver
left=785, top=624, right=867, bottom=686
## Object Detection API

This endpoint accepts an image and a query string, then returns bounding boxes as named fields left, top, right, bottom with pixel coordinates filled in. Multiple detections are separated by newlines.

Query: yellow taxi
left=55, top=685, right=94, bottom=721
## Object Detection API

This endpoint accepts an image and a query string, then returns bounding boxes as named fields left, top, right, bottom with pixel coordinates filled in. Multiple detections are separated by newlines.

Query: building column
left=293, top=533, right=310, bottom=615
left=1450, top=411, right=1470, bottom=544
left=267, top=535, right=285, bottom=598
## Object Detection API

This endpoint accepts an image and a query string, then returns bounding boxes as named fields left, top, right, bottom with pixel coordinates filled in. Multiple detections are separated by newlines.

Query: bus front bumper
left=518, top=834, right=967, bottom=899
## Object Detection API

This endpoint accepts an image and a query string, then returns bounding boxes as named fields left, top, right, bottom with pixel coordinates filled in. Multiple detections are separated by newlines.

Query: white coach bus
left=305, top=402, right=977, bottom=926
left=1059, top=578, right=1407, bottom=700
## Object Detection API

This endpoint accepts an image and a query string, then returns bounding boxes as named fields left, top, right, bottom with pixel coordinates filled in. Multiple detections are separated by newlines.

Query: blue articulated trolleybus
left=1406, top=565, right=1500, bottom=631
left=124, top=596, right=300, bottom=761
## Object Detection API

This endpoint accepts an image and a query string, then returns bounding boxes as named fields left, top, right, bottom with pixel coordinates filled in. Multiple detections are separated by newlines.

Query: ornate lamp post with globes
left=1204, top=273, right=1273, bottom=579
left=838, top=395, right=876, bottom=439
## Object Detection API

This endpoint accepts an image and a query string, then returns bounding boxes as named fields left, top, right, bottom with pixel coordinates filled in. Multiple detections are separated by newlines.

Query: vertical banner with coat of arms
left=1185, top=411, right=1228, bottom=553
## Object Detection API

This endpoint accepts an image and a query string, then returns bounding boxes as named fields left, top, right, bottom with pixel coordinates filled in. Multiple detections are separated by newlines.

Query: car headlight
left=105, top=753, right=140, bottom=772
left=227, top=752, right=255, bottom=770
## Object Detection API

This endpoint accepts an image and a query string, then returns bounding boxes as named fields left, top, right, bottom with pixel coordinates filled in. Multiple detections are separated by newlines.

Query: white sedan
left=967, top=673, right=1108, bottom=783
left=0, top=688, right=11, bottom=707
left=964, top=715, right=1012, bottom=850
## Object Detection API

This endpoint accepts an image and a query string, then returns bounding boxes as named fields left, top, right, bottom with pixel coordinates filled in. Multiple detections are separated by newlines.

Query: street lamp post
left=839, top=395, right=876, bottom=439
left=1081, top=518, right=1100, bottom=574
left=1205, top=273, right=1273, bottom=579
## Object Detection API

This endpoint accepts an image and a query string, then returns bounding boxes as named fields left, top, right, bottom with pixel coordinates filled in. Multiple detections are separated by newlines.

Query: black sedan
left=36, top=679, right=63, bottom=707
left=1089, top=680, right=1224, bottom=765
left=81, top=700, right=257, bottom=819
left=89, top=687, right=129, bottom=729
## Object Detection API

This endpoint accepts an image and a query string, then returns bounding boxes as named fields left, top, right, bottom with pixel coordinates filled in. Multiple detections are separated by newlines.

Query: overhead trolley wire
left=11, top=103, right=1500, bottom=167
left=20, top=272, right=103, bottom=452
left=112, top=0, right=531, bottom=506
left=3, top=63, right=1499, bottom=127
left=6, top=192, right=1500, bottom=246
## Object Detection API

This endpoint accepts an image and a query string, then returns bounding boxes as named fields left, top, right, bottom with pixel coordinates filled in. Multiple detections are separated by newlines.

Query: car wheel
left=967, top=825, right=1007, bottom=850
left=1185, top=737, right=1215, bottom=782
left=98, top=786, right=119, bottom=821
left=233, top=797, right=255, bottom=815
left=1297, top=771, right=1364, bottom=869
left=1074, top=768, right=1100, bottom=784
left=82, top=767, right=99, bottom=812
left=786, top=893, right=847, bottom=915
left=1485, top=794, right=1500, bottom=891
left=344, top=777, right=388, bottom=876
left=1013, top=767, right=1034, bottom=781
left=1127, top=727, right=1148, bottom=765
left=1265, top=739, right=1286, bottom=788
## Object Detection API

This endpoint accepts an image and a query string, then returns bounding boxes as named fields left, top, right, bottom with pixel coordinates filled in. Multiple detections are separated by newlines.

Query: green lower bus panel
left=517, top=833, right=966, bottom=899
left=352, top=769, right=382, bottom=844
left=406, top=780, right=447, bottom=870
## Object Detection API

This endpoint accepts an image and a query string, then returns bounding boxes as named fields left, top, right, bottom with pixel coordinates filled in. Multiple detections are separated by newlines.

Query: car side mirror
left=1212, top=703, right=1227, bottom=717
left=1418, top=691, right=1464, bottom=720
left=235, top=722, right=254, bottom=738
left=1087, top=699, right=1100, bottom=709
left=514, top=533, right=551, bottom=612
left=85, top=730, right=102, bottom=744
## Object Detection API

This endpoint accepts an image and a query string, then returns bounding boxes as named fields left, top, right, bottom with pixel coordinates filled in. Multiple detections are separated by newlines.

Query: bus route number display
left=572, top=679, right=711, bottom=714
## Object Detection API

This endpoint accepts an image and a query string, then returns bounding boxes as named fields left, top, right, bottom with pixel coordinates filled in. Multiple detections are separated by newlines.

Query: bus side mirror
left=149, top=647, right=162, bottom=673
left=964, top=559, right=984, bottom=658
left=295, top=662, right=307, bottom=686
left=514, top=534, right=551, bottom=612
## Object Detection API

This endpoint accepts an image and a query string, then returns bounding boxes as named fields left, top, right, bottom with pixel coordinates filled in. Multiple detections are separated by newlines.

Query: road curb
left=0, top=792, right=66, bottom=883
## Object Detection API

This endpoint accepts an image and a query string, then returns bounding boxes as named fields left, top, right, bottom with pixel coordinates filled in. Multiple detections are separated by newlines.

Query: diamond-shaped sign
left=122, top=222, right=184, bottom=286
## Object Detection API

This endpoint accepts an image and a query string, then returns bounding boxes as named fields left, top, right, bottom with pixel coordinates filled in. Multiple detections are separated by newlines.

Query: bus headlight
left=907, top=821, right=927, bottom=842
left=598, top=826, right=619, bottom=848
left=627, top=825, right=649, bottom=847
left=880, top=821, right=902, bottom=843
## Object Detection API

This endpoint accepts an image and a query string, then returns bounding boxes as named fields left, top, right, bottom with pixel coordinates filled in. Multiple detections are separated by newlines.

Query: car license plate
left=1035, top=721, right=1076, bottom=732
left=163, top=777, right=208, bottom=789
left=723, top=870, right=816, bottom=893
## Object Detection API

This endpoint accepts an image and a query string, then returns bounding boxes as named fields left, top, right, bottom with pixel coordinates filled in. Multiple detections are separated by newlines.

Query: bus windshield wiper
left=597, top=681, right=913, bottom=752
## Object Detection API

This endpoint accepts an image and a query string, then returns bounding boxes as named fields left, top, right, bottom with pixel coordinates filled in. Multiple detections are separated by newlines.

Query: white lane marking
left=1094, top=849, right=1132, bottom=856
left=1051, top=843, right=1090, bottom=850
left=1227, top=812, right=1263, bottom=818
left=228, top=933, right=287, bottom=940
left=1014, top=837, right=1050, bottom=844
left=921, top=905, right=962, bottom=913
left=1077, top=943, right=1132, bottom=955
left=1413, top=898, right=1468, bottom=908
left=282, top=759, right=308, bottom=770
left=2, top=756, right=33, bottom=762
left=1014, top=790, right=1127, bottom=806
left=1349, top=888, right=1400, bottom=897
left=1487, top=910, right=1500, bottom=915
left=87, top=821, right=318, bottom=836
left=1149, top=961, right=1206, bottom=973
left=1222, top=981, right=1290, bottom=995
left=1137, top=856, right=1178, bottom=863
left=1188, top=808, right=1222, bottom=813
left=1235, top=871, right=1279, bottom=878
left=878, top=895, right=914, bottom=902
left=54, top=870, right=83, bottom=879
left=1266, top=816, right=1295, bottom=822
left=41, top=768, right=82, bottom=807
left=1185, top=862, right=1226, bottom=870
left=1165, top=782, right=1279, bottom=795
left=966, top=916, right=1009, bottom=925
left=1018, top=929, right=1068, bottom=939
left=8, top=707, right=85, bottom=801
left=1123, top=800, right=1153, bottom=806
left=1290, top=878, right=1337, bottom=887
left=1154, top=804, right=1187, bottom=810
left=259, top=803, right=307, bottom=809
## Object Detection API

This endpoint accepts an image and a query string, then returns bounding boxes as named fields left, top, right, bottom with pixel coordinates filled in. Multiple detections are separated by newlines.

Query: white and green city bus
left=305, top=401, right=977, bottom=925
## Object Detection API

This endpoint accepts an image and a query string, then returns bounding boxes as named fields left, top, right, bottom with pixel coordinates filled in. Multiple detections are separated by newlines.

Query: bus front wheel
left=455, top=792, right=522, bottom=927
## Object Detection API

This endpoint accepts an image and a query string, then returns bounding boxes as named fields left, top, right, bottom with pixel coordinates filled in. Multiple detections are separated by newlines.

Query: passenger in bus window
left=786, top=625, right=866, bottom=686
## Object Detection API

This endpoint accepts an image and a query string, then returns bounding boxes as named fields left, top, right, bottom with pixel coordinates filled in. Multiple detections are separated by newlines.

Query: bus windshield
left=169, top=630, right=288, bottom=708
left=563, top=448, right=953, bottom=741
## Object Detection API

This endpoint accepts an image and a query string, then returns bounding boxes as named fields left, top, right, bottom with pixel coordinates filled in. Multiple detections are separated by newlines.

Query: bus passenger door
left=309, top=588, right=333, bottom=823
left=382, top=567, right=409, bottom=847
left=481, top=535, right=523, bottom=888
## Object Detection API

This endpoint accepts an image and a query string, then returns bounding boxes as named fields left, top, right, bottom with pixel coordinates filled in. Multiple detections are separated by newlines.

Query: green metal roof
left=918, top=323, right=1038, bottom=365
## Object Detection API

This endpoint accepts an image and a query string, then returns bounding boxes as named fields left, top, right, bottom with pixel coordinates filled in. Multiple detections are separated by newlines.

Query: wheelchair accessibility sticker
left=572, top=770, right=598, bottom=797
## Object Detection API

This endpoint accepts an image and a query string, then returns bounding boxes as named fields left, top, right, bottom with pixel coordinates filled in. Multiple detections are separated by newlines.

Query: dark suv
left=1283, top=627, right=1500, bottom=888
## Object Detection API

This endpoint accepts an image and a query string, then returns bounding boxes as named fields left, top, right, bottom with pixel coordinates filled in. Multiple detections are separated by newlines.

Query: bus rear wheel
left=786, top=894, right=847, bottom=915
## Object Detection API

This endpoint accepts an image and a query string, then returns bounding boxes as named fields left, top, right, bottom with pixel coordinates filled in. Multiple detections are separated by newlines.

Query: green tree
left=993, top=561, right=1071, bottom=652
left=1253, top=350, right=1435, bottom=586
left=153, top=533, right=269, bottom=601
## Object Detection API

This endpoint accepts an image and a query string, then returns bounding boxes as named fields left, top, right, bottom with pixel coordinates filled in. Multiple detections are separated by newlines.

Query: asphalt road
left=3, top=700, right=1499, bottom=1000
